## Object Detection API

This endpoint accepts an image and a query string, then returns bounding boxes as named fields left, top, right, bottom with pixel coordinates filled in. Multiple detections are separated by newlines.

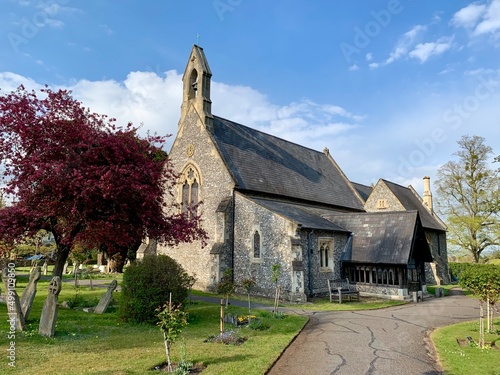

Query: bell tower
left=180, top=45, right=213, bottom=130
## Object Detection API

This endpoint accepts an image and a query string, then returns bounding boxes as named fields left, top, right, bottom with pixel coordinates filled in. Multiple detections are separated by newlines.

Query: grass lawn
left=432, top=318, right=500, bottom=375
left=1, top=276, right=307, bottom=374
left=426, top=284, right=463, bottom=297
left=192, top=290, right=408, bottom=312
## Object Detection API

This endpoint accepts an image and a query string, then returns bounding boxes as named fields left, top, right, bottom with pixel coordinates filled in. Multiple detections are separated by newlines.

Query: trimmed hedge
left=119, top=255, right=190, bottom=324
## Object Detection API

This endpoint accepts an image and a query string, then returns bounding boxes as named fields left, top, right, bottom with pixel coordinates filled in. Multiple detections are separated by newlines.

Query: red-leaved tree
left=0, top=86, right=207, bottom=277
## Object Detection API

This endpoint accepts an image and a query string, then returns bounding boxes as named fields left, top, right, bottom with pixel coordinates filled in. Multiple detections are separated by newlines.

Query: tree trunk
left=486, top=298, right=490, bottom=334
left=220, top=298, right=224, bottom=335
left=479, top=301, right=485, bottom=349
left=52, top=245, right=71, bottom=278
left=114, top=247, right=128, bottom=273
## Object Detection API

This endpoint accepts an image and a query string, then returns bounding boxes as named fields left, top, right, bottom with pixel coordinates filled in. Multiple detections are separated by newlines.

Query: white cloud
left=365, top=53, right=373, bottom=61
left=451, top=3, right=486, bottom=28
left=2, top=68, right=498, bottom=186
left=452, top=0, right=500, bottom=38
left=0, top=70, right=364, bottom=156
left=409, top=37, right=454, bottom=62
left=386, top=25, right=427, bottom=64
left=474, top=0, right=500, bottom=36
left=370, top=25, right=427, bottom=68
left=0, top=72, right=42, bottom=93
left=348, top=64, right=359, bottom=71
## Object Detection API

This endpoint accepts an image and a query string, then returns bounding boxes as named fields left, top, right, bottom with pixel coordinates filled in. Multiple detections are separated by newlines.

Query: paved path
left=267, top=294, right=478, bottom=375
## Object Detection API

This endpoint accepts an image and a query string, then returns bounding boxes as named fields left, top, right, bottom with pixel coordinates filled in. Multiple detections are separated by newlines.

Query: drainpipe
left=231, top=192, right=235, bottom=283
left=307, top=229, right=314, bottom=297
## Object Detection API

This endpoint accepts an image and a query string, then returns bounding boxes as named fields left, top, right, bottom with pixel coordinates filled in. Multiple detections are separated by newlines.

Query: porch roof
left=322, top=210, right=432, bottom=265
left=246, top=196, right=350, bottom=232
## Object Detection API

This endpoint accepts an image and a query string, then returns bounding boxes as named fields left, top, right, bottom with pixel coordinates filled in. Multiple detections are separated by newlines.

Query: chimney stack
left=423, top=176, right=433, bottom=212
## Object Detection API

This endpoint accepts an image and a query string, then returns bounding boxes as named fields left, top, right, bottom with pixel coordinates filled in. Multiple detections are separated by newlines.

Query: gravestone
left=39, top=276, right=62, bottom=337
left=20, top=266, right=42, bottom=320
left=94, top=280, right=118, bottom=314
left=435, top=287, right=444, bottom=298
left=62, top=262, right=69, bottom=275
left=2, top=268, right=26, bottom=331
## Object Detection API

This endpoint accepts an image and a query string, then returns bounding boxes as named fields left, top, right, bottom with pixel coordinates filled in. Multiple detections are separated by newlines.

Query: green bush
left=449, top=262, right=475, bottom=281
left=119, top=255, right=190, bottom=324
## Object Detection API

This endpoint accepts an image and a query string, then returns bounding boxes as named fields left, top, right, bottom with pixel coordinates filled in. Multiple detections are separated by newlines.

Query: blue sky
left=1, top=0, right=499, bottom=196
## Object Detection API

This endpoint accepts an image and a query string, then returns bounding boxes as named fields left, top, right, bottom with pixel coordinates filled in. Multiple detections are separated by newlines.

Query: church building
left=156, top=45, right=449, bottom=301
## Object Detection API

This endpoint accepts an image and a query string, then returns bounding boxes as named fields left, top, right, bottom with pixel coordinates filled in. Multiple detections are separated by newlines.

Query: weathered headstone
left=94, top=280, right=118, bottom=314
left=42, top=260, right=48, bottom=275
left=39, top=276, right=62, bottom=337
left=20, top=266, right=42, bottom=320
left=2, top=267, right=26, bottom=331
left=62, top=262, right=69, bottom=275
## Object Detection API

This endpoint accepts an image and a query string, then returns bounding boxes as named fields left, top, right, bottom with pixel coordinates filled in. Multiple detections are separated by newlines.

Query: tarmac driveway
left=267, top=294, right=479, bottom=375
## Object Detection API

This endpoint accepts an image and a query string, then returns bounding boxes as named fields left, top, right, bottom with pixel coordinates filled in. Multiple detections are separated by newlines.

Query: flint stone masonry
left=20, top=266, right=42, bottom=320
left=424, top=231, right=449, bottom=285
left=364, top=183, right=406, bottom=212
left=157, top=108, right=235, bottom=290
left=233, top=193, right=295, bottom=298
left=156, top=45, right=450, bottom=301
left=39, top=276, right=61, bottom=337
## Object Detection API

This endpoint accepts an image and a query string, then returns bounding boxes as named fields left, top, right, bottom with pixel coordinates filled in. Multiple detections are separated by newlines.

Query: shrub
left=119, top=255, right=190, bottom=324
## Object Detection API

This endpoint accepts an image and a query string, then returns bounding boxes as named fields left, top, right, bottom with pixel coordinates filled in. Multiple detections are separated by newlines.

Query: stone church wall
left=306, top=230, right=349, bottom=295
left=424, top=230, right=450, bottom=285
left=157, top=108, right=235, bottom=290
left=364, top=183, right=406, bottom=212
left=233, top=193, right=295, bottom=298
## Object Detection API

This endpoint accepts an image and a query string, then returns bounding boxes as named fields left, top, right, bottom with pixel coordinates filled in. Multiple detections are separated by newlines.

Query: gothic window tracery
left=179, top=164, right=201, bottom=214
left=319, top=239, right=333, bottom=272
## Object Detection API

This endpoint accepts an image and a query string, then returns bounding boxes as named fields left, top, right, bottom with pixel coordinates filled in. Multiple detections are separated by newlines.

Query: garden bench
left=327, top=278, right=360, bottom=304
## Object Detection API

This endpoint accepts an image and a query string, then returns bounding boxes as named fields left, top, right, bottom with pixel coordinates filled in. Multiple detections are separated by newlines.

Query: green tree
left=271, top=263, right=282, bottom=314
left=436, top=135, right=500, bottom=262
left=459, top=264, right=500, bottom=347
left=241, top=277, right=256, bottom=315
left=157, top=301, right=188, bottom=373
left=216, top=268, right=235, bottom=308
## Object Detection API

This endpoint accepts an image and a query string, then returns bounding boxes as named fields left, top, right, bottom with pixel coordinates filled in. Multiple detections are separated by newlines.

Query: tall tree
left=436, top=135, right=500, bottom=262
left=0, top=86, right=207, bottom=276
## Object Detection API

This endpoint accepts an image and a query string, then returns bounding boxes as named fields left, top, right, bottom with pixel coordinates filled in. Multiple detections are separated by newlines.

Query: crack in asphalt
left=348, top=320, right=437, bottom=371
left=365, top=326, right=380, bottom=375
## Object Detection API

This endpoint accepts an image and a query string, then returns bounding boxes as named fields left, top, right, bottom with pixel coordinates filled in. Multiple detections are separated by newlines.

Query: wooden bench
left=327, top=278, right=360, bottom=304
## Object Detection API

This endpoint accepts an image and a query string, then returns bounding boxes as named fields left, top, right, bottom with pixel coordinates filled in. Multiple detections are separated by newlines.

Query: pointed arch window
left=179, top=165, right=201, bottom=215
left=253, top=230, right=261, bottom=259
left=189, top=69, right=198, bottom=99
left=319, top=238, right=333, bottom=272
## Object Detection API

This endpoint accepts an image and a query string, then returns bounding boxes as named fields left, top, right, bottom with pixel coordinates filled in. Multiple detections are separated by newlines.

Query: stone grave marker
left=2, top=268, right=26, bottom=331
left=39, top=276, right=62, bottom=337
left=20, top=266, right=42, bottom=320
left=94, top=280, right=118, bottom=314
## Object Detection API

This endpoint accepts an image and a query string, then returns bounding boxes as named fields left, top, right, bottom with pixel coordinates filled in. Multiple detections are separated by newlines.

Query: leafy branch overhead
left=0, top=86, right=207, bottom=276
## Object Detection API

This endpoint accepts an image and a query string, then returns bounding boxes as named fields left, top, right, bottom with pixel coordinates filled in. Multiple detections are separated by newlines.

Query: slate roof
left=211, top=116, right=365, bottom=211
left=381, top=179, right=446, bottom=232
left=351, top=181, right=372, bottom=202
left=323, top=211, right=433, bottom=265
left=246, top=196, right=350, bottom=232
